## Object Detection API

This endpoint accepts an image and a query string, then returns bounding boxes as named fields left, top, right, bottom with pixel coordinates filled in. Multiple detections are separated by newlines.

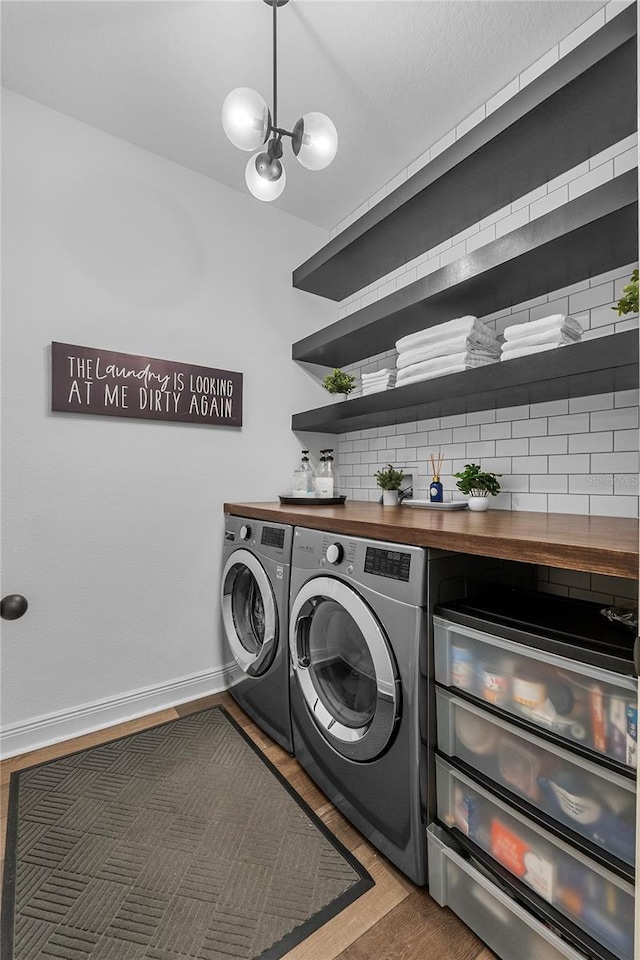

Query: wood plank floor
left=1, top=692, right=496, bottom=960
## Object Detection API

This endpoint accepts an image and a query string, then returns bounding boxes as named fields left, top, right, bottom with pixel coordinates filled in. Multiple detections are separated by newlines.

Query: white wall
left=1, top=90, right=334, bottom=753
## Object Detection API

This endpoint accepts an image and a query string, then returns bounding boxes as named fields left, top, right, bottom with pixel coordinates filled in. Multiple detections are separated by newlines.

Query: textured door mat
left=2, top=707, right=373, bottom=960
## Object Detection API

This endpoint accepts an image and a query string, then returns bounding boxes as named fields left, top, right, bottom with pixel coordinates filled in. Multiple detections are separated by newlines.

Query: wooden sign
left=51, top=342, right=242, bottom=427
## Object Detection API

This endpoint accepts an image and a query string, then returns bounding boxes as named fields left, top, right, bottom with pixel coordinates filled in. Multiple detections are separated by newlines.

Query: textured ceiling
left=2, top=0, right=607, bottom=229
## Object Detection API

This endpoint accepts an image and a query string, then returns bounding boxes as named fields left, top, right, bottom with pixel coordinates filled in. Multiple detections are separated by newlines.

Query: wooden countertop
left=224, top=501, right=639, bottom=580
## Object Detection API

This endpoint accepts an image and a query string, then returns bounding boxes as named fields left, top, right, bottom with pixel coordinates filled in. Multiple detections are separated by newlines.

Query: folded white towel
left=397, top=352, right=497, bottom=383
left=396, top=333, right=500, bottom=369
left=500, top=341, right=572, bottom=361
left=361, top=373, right=397, bottom=384
left=501, top=330, right=581, bottom=354
left=361, top=368, right=396, bottom=381
left=396, top=316, right=486, bottom=353
left=397, top=361, right=495, bottom=387
left=503, top=314, right=583, bottom=342
left=363, top=383, right=396, bottom=395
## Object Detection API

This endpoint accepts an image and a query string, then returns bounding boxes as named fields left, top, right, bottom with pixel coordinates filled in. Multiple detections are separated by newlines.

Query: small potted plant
left=374, top=464, right=405, bottom=506
left=454, top=463, right=501, bottom=511
left=613, top=269, right=638, bottom=316
left=322, top=368, right=356, bottom=403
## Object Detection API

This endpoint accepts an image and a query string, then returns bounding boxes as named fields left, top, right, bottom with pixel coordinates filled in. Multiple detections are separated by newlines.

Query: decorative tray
left=279, top=495, right=347, bottom=505
left=402, top=499, right=468, bottom=510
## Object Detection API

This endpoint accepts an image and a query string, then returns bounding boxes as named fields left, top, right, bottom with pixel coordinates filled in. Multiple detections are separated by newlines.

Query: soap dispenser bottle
left=292, top=450, right=316, bottom=498
left=316, top=449, right=338, bottom=498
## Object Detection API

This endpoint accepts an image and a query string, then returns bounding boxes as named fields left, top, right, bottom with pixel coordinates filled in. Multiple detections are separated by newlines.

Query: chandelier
left=221, top=0, right=338, bottom=202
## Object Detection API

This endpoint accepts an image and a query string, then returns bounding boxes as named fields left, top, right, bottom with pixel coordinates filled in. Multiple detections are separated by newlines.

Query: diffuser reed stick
left=429, top=450, right=445, bottom=502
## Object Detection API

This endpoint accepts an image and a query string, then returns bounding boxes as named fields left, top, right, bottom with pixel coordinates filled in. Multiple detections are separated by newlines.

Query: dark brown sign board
left=51, top=342, right=243, bottom=427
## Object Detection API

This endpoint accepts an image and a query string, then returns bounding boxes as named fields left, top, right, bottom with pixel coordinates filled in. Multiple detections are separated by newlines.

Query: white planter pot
left=468, top=493, right=490, bottom=511
left=382, top=490, right=400, bottom=506
left=332, top=393, right=348, bottom=403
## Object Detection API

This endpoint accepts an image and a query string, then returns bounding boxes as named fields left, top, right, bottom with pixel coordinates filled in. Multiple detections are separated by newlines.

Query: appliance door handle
left=296, top=616, right=312, bottom=669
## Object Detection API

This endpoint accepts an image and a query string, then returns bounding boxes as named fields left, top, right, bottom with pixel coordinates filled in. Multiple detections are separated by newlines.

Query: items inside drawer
left=436, top=756, right=635, bottom=960
left=434, top=615, right=638, bottom=768
left=436, top=688, right=636, bottom=868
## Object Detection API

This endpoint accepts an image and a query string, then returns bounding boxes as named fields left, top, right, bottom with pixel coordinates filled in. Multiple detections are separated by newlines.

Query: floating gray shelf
left=292, top=4, right=637, bottom=303
left=291, top=331, right=639, bottom=434
left=293, top=172, right=638, bottom=368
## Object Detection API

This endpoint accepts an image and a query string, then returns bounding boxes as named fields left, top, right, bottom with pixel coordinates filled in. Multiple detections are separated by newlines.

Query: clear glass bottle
left=316, top=448, right=338, bottom=498
left=292, top=450, right=316, bottom=497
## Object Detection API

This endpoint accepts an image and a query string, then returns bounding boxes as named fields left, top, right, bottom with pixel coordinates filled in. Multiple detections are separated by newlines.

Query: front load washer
left=289, top=526, right=432, bottom=883
left=288, top=526, right=521, bottom=885
left=221, top=513, right=293, bottom=753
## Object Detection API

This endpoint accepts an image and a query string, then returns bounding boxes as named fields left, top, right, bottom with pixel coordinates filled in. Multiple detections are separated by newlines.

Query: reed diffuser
left=429, top=451, right=444, bottom=502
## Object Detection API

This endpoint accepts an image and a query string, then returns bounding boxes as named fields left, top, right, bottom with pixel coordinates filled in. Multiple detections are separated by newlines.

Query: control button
left=239, top=524, right=251, bottom=540
left=346, top=564, right=354, bottom=575
left=326, top=543, right=344, bottom=564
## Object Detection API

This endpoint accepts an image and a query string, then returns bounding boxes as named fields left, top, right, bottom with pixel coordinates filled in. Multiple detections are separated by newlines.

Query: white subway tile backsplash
left=467, top=409, right=497, bottom=426
left=614, top=145, right=638, bottom=177
left=614, top=475, right=640, bottom=496
left=592, top=451, right=639, bottom=473
left=529, top=435, right=569, bottom=455
left=440, top=414, right=467, bottom=429
left=512, top=418, right=548, bottom=438
left=511, top=493, right=549, bottom=512
left=547, top=494, right=590, bottom=514
left=568, top=432, right=614, bottom=454
left=615, top=316, right=640, bottom=334
left=530, top=185, right=568, bottom=220
left=548, top=454, right=591, bottom=473
left=530, top=475, right=568, bottom=494
left=431, top=129, right=456, bottom=160
left=512, top=456, right=548, bottom=474
left=495, top=207, right=529, bottom=239
left=569, top=282, right=615, bottom=314
left=519, top=47, right=559, bottom=88
left=481, top=422, right=511, bottom=441
left=614, top=429, right=640, bottom=451
left=589, top=496, right=638, bottom=518
left=569, top=474, right=612, bottom=495
left=569, top=161, right=615, bottom=202
left=559, top=8, right=605, bottom=57
left=614, top=389, right=639, bottom=409
left=528, top=399, right=569, bottom=418
left=453, top=425, right=480, bottom=443
left=569, top=393, right=614, bottom=413
left=486, top=77, right=520, bottom=116
left=606, top=1, right=636, bottom=23
left=465, top=441, right=497, bottom=459
left=548, top=413, right=590, bottom=435
left=591, top=407, right=639, bottom=431
left=496, top=404, right=529, bottom=422
left=496, top=438, right=529, bottom=457
left=466, top=224, right=496, bottom=253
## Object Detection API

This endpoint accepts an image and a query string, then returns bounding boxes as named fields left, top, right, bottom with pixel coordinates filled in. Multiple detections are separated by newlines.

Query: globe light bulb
left=221, top=88, right=270, bottom=152
left=293, top=112, right=338, bottom=170
left=245, top=153, right=286, bottom=201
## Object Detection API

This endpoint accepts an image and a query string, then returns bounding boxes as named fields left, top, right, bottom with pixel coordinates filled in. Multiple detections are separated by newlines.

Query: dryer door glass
left=222, top=550, right=277, bottom=677
left=290, top=577, right=399, bottom=761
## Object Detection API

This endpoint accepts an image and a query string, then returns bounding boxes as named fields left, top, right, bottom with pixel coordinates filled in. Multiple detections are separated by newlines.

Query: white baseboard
left=1, top=661, right=243, bottom=759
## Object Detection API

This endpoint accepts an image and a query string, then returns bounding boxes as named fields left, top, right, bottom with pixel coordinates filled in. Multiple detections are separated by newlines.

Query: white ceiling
left=2, top=0, right=607, bottom=230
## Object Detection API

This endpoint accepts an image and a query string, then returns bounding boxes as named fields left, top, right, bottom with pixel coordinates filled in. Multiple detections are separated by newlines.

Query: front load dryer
left=288, top=526, right=431, bottom=883
left=221, top=513, right=293, bottom=753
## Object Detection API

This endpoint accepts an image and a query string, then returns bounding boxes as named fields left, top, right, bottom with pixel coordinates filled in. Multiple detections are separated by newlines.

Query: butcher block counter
left=224, top=501, right=639, bottom=580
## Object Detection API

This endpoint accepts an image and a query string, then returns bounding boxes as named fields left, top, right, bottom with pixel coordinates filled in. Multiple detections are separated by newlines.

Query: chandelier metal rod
left=272, top=0, right=278, bottom=131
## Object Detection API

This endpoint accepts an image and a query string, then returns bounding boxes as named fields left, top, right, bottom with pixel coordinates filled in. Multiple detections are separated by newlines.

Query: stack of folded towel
left=361, top=368, right=397, bottom=395
left=501, top=314, right=583, bottom=361
left=395, top=316, right=501, bottom=387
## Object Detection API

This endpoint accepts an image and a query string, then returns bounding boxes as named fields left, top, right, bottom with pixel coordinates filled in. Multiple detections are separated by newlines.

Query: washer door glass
left=222, top=550, right=277, bottom=677
left=306, top=599, right=377, bottom=729
left=290, top=576, right=400, bottom=761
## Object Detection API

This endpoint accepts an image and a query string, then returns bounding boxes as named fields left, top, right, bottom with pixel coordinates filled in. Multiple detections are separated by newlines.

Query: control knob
left=239, top=524, right=251, bottom=540
left=325, top=543, right=344, bottom=565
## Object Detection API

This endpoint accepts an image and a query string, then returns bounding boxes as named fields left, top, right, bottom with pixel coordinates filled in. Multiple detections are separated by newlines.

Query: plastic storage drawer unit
left=436, top=687, right=636, bottom=867
left=436, top=755, right=635, bottom=960
left=433, top=615, right=638, bottom=769
left=427, top=823, right=588, bottom=960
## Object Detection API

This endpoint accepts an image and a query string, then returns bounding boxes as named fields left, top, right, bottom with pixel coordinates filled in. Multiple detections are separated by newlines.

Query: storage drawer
left=427, top=823, right=587, bottom=960
left=436, top=687, right=636, bottom=868
left=435, top=756, right=635, bottom=960
left=433, top=615, right=638, bottom=768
